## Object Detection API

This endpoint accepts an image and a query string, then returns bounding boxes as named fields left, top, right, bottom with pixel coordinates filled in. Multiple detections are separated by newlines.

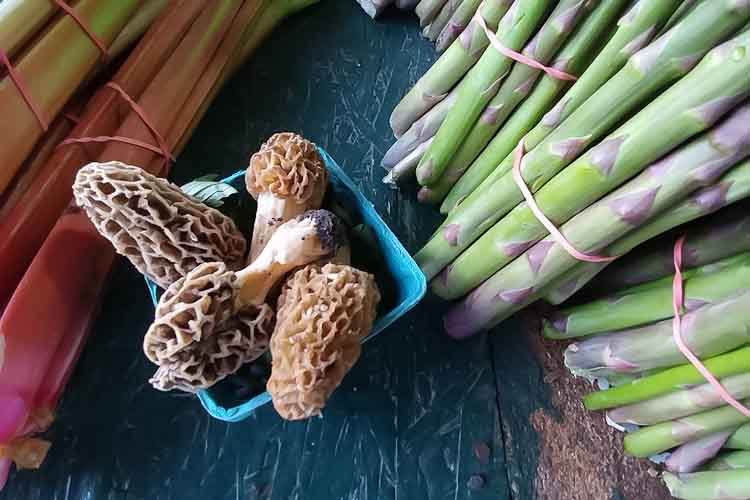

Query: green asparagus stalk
left=624, top=402, right=750, bottom=458
left=726, top=424, right=750, bottom=451
left=662, top=470, right=750, bottom=500
left=416, top=0, right=745, bottom=281
left=416, top=0, right=449, bottom=27
left=390, top=0, right=512, bottom=136
left=418, top=0, right=592, bottom=204
left=424, top=0, right=461, bottom=42
left=665, top=431, right=736, bottom=474
left=707, top=450, right=750, bottom=470
left=543, top=254, right=750, bottom=339
left=563, top=292, right=750, bottom=381
left=543, top=167, right=750, bottom=305
left=384, top=137, right=433, bottom=185
left=608, top=374, right=750, bottom=427
left=414, top=0, right=552, bottom=185
left=435, top=0, right=483, bottom=52
left=422, top=0, right=630, bottom=207
left=584, top=348, right=750, bottom=411
left=440, top=0, right=681, bottom=213
left=657, top=0, right=700, bottom=37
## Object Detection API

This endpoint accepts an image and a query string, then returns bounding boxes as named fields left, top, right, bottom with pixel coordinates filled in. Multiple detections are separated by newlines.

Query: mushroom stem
left=249, top=191, right=320, bottom=262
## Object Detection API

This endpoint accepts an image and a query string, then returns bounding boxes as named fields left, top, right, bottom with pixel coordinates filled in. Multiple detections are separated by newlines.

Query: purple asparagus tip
left=444, top=304, right=480, bottom=340
left=417, top=187, right=432, bottom=203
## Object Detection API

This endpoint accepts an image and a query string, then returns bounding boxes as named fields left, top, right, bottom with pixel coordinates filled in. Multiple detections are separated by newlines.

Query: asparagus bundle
left=440, top=0, right=680, bottom=211
left=707, top=451, right=750, bottom=471
left=665, top=431, right=736, bottom=474
left=435, top=0, right=484, bottom=52
left=416, top=0, right=748, bottom=281
left=423, top=0, right=461, bottom=43
left=663, top=470, right=750, bottom=500
left=726, top=424, right=750, bottom=451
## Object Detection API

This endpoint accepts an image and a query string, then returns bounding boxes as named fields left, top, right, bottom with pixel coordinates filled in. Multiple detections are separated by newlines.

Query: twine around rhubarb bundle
left=0, top=0, right=110, bottom=133
left=672, top=235, right=750, bottom=417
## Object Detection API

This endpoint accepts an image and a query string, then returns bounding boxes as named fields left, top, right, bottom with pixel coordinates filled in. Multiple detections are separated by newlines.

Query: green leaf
left=181, top=174, right=239, bottom=208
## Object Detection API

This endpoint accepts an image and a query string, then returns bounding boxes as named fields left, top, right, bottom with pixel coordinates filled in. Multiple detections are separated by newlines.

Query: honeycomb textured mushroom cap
left=267, top=264, right=380, bottom=420
left=73, top=161, right=247, bottom=289
left=149, top=306, right=275, bottom=393
left=246, top=132, right=328, bottom=203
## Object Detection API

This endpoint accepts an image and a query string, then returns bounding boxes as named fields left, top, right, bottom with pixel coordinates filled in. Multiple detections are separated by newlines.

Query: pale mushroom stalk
left=235, top=210, right=345, bottom=307
left=246, top=133, right=329, bottom=262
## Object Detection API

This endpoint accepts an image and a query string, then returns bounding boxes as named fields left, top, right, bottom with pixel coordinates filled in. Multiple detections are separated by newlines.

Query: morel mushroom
left=246, top=133, right=329, bottom=261
left=143, top=262, right=275, bottom=393
left=235, top=210, right=346, bottom=308
left=73, top=162, right=247, bottom=289
left=267, top=263, right=380, bottom=420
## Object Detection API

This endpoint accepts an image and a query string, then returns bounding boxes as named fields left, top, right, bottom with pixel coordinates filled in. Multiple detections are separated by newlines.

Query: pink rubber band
left=672, top=236, right=750, bottom=417
left=475, top=10, right=578, bottom=82
left=58, top=82, right=174, bottom=163
left=54, top=0, right=109, bottom=59
left=511, top=138, right=617, bottom=263
left=1, top=49, right=49, bottom=131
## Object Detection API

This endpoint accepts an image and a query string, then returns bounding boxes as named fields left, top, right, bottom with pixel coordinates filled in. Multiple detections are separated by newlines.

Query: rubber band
left=511, top=137, right=618, bottom=263
left=475, top=8, right=578, bottom=82
left=54, top=0, right=109, bottom=59
left=58, top=82, right=174, bottom=163
left=1, top=49, right=49, bottom=131
left=671, top=236, right=750, bottom=417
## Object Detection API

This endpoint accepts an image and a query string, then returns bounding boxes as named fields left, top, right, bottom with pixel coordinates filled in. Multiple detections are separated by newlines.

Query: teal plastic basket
left=146, top=148, right=425, bottom=422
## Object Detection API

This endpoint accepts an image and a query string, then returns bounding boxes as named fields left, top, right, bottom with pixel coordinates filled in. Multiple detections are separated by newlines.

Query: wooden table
left=1, top=2, right=670, bottom=498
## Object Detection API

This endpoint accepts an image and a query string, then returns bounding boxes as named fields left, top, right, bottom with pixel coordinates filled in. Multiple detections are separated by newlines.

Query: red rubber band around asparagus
left=511, top=138, right=617, bottom=263
left=54, top=0, right=109, bottom=59
left=475, top=6, right=577, bottom=82
left=58, top=82, right=174, bottom=163
left=672, top=235, right=750, bottom=417
left=1, top=49, right=49, bottom=131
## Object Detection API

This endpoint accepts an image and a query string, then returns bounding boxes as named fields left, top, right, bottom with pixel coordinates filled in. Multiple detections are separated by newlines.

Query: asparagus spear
left=665, top=431, right=735, bottom=474
left=624, top=402, right=750, bottom=458
left=424, top=0, right=461, bottom=42
left=396, top=0, right=419, bottom=8
left=414, top=0, right=552, bottom=185
left=563, top=292, right=750, bottom=380
left=435, top=0, right=483, bottom=52
left=357, top=0, right=394, bottom=18
left=422, top=0, right=630, bottom=206
left=435, top=86, right=750, bottom=301
left=390, top=0, right=512, bottom=136
left=384, top=138, right=433, bottom=185
left=543, top=168, right=750, bottom=305
left=418, top=0, right=592, bottom=203
left=416, top=0, right=449, bottom=27
left=416, top=0, right=746, bottom=281
left=608, top=373, right=750, bottom=427
left=657, top=0, right=700, bottom=37
left=543, top=254, right=750, bottom=339
left=663, top=470, right=750, bottom=500
left=707, top=450, right=750, bottom=470
left=584, top=348, right=750, bottom=411
left=440, top=0, right=681, bottom=213
left=727, top=424, right=750, bottom=451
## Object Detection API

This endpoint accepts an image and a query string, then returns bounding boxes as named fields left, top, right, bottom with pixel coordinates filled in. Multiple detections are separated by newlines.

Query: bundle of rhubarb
left=539, top=208, right=750, bottom=499
left=73, top=134, right=381, bottom=421
left=383, top=0, right=750, bottom=334
left=0, top=0, right=319, bottom=488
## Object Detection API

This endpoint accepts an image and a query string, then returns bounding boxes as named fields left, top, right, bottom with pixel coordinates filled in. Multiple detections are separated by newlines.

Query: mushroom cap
left=246, top=133, right=328, bottom=203
left=267, top=264, right=380, bottom=420
left=144, top=262, right=275, bottom=392
left=73, top=161, right=247, bottom=289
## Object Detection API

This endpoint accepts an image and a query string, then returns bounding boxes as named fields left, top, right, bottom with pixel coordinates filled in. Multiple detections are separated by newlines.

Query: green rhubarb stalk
left=726, top=424, right=750, bottom=451
left=663, top=470, right=750, bottom=500
left=584, top=347, right=750, bottom=411
left=435, top=0, right=483, bottom=52
left=707, top=450, right=750, bottom=470
left=624, top=402, right=750, bottom=458
left=416, top=0, right=450, bottom=28
left=416, top=0, right=742, bottom=281
left=665, top=431, right=736, bottom=474
left=415, top=0, right=551, bottom=185
left=544, top=177, right=750, bottom=305
left=418, top=0, right=592, bottom=205
left=390, top=0, right=512, bottom=137
left=608, top=373, right=750, bottom=427
left=424, top=0, right=461, bottom=42
left=440, top=0, right=681, bottom=213
left=425, top=0, right=630, bottom=208
left=563, top=292, right=750, bottom=381
left=543, top=253, right=750, bottom=339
